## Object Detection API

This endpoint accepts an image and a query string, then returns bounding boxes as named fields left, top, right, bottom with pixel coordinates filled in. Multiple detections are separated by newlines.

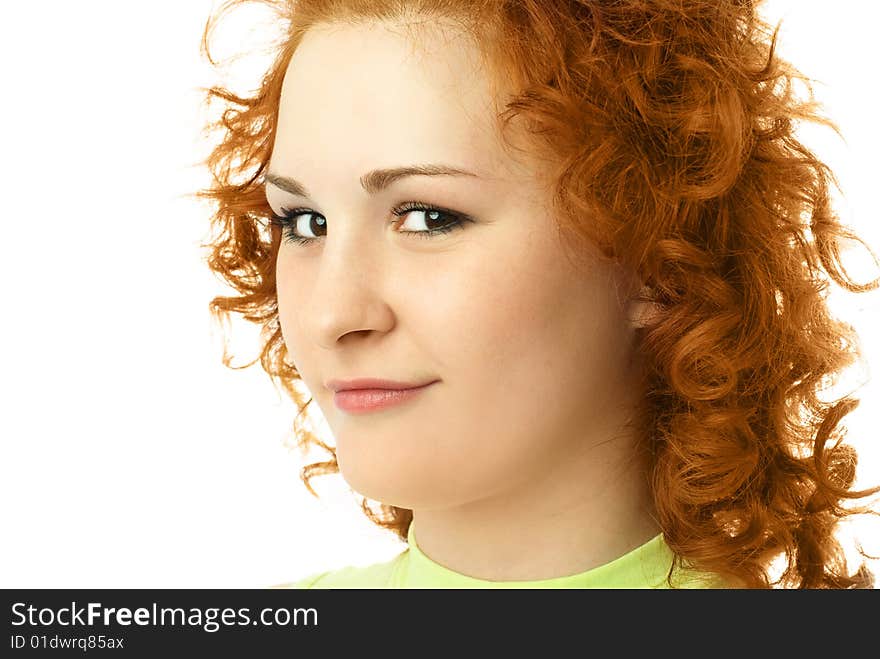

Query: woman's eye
left=268, top=209, right=326, bottom=246
left=290, top=212, right=326, bottom=240
left=395, top=206, right=465, bottom=237
left=269, top=202, right=472, bottom=246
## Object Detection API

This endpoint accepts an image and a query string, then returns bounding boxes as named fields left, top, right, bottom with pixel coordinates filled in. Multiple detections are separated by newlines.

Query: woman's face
left=267, top=20, right=644, bottom=510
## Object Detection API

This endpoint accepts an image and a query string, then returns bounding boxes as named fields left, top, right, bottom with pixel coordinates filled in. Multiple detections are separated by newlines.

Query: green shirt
left=278, top=522, right=732, bottom=589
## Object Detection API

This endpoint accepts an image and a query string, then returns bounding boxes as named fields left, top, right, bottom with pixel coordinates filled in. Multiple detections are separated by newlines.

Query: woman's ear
left=610, top=264, right=665, bottom=330
left=627, top=285, right=665, bottom=330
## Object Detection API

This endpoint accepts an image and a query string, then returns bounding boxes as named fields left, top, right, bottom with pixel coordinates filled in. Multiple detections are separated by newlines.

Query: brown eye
left=269, top=208, right=326, bottom=246
left=270, top=202, right=473, bottom=246
left=392, top=202, right=472, bottom=240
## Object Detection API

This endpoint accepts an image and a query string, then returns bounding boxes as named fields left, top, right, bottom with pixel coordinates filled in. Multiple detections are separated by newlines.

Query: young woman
left=195, top=0, right=880, bottom=588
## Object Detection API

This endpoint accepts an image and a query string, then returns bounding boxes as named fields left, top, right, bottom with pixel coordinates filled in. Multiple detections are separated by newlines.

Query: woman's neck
left=410, top=439, right=661, bottom=582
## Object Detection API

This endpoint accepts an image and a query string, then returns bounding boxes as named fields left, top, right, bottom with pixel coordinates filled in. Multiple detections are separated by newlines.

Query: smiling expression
left=266, top=20, right=645, bottom=510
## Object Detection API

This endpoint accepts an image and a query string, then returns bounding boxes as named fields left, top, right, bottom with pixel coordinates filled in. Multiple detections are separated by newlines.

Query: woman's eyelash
left=268, top=201, right=472, bottom=246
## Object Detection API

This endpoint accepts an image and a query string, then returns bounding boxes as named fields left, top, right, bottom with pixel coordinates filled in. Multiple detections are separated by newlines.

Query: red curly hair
left=194, top=0, right=880, bottom=588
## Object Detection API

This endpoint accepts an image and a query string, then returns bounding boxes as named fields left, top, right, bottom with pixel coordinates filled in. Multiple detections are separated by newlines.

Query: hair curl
left=194, top=0, right=880, bottom=588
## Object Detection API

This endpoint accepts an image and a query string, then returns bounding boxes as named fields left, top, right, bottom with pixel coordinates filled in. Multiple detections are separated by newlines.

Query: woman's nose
left=302, top=236, right=395, bottom=348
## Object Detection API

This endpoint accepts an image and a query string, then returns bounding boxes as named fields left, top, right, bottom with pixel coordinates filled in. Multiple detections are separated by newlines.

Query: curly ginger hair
left=194, top=0, right=880, bottom=588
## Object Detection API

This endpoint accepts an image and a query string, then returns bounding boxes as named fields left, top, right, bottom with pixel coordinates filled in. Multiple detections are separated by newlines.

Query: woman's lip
left=326, top=377, right=437, bottom=392
left=333, top=381, right=437, bottom=413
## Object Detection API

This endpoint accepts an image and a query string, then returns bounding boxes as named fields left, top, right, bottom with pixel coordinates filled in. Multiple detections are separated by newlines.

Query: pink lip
left=326, top=377, right=437, bottom=392
left=332, top=382, right=437, bottom=414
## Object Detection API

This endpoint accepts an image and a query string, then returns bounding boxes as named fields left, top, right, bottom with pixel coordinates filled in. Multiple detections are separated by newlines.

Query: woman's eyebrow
left=264, top=163, right=481, bottom=198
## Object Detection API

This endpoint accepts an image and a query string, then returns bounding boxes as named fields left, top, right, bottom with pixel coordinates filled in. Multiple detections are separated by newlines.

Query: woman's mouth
left=332, top=382, right=438, bottom=413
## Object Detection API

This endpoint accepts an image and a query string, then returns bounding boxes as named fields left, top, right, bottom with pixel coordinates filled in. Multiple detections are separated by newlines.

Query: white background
left=1, top=1, right=878, bottom=587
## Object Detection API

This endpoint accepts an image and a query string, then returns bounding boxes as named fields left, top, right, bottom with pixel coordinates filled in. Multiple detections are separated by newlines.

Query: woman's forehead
left=274, top=23, right=534, bottom=189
